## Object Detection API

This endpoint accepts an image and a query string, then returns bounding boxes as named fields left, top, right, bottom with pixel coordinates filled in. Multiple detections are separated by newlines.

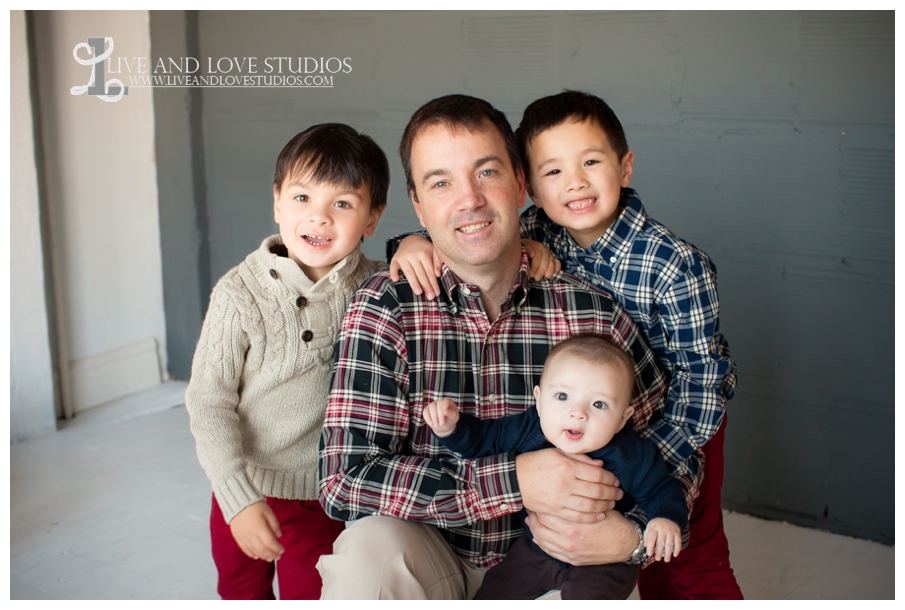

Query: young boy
left=423, top=335, right=687, bottom=600
left=391, top=90, right=740, bottom=599
left=185, top=123, right=388, bottom=599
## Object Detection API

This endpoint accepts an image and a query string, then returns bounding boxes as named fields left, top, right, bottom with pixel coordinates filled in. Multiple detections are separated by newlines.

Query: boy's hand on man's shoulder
left=389, top=234, right=442, bottom=300
left=521, top=239, right=562, bottom=281
left=229, top=501, right=285, bottom=562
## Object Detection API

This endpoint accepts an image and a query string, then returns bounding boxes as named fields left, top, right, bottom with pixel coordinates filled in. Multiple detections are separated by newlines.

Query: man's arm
left=317, top=274, right=520, bottom=528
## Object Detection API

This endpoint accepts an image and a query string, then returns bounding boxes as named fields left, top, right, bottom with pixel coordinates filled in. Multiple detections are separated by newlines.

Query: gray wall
left=152, top=10, right=894, bottom=543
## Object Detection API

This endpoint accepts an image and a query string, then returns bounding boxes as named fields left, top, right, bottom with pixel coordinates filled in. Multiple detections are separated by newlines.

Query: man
left=317, top=94, right=669, bottom=599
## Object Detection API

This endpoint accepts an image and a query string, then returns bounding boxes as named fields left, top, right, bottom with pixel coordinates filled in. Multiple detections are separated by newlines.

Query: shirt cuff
left=213, top=471, right=265, bottom=523
left=471, top=452, right=521, bottom=521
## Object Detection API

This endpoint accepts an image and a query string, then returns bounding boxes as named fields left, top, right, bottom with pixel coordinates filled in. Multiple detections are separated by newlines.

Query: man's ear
left=620, top=151, right=635, bottom=188
left=516, top=168, right=528, bottom=209
left=410, top=189, right=427, bottom=229
left=362, top=205, right=385, bottom=239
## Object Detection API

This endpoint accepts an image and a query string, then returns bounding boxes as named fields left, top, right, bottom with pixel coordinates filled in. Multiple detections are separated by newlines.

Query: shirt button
left=269, top=269, right=279, bottom=279
left=461, top=287, right=471, bottom=295
left=302, top=330, right=314, bottom=342
left=488, top=394, right=496, bottom=403
left=500, top=503, right=509, bottom=511
left=296, top=296, right=308, bottom=308
left=609, top=256, right=617, bottom=264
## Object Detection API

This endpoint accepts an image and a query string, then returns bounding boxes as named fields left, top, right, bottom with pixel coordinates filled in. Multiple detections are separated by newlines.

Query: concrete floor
left=10, top=382, right=895, bottom=600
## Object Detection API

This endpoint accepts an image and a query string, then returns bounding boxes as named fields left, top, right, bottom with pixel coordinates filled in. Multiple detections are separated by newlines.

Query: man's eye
left=554, top=392, right=568, bottom=401
left=479, top=169, right=495, bottom=178
left=433, top=181, right=449, bottom=189
left=592, top=400, right=608, bottom=410
left=334, top=200, right=351, bottom=209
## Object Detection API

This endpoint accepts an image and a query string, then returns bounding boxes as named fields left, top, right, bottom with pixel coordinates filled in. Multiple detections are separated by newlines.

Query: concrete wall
left=152, top=10, right=893, bottom=543
left=29, top=11, right=168, bottom=416
left=10, top=10, right=57, bottom=441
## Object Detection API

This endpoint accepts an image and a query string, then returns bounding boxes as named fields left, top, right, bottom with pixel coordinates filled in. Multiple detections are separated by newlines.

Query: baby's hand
left=422, top=398, right=460, bottom=438
left=644, top=518, right=682, bottom=562
left=521, top=239, right=562, bottom=281
left=229, top=501, right=285, bottom=562
left=389, top=235, right=442, bottom=300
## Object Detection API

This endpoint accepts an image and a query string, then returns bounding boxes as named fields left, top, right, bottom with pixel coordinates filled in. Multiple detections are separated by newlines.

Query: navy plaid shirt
left=319, top=253, right=669, bottom=567
left=521, top=188, right=737, bottom=489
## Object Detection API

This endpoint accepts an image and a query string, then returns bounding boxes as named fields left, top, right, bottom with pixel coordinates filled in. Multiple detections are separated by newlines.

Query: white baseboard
left=70, top=338, right=162, bottom=412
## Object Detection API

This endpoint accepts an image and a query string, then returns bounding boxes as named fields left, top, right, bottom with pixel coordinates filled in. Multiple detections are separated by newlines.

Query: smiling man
left=317, top=94, right=670, bottom=599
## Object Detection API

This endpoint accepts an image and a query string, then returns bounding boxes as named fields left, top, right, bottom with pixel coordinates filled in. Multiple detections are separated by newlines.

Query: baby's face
left=534, top=352, right=634, bottom=456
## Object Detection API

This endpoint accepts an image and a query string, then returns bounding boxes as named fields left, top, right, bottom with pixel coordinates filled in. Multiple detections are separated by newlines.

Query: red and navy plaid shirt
left=319, top=252, right=670, bottom=567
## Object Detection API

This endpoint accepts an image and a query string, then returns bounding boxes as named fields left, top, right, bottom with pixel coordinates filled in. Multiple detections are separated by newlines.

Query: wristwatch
left=626, top=518, right=648, bottom=565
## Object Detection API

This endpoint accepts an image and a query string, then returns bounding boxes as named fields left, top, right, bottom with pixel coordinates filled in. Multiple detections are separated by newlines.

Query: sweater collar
left=253, top=234, right=365, bottom=295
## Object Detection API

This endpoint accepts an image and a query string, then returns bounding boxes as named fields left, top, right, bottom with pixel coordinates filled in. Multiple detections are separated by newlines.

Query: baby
left=423, top=334, right=688, bottom=599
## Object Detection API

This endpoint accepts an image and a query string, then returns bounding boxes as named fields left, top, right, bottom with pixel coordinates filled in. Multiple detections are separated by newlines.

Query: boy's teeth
left=459, top=222, right=490, bottom=233
left=567, top=199, right=594, bottom=210
left=304, top=234, right=332, bottom=245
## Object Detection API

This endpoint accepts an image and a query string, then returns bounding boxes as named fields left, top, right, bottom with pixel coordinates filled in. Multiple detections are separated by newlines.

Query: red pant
left=210, top=495, right=345, bottom=600
left=637, top=415, right=744, bottom=599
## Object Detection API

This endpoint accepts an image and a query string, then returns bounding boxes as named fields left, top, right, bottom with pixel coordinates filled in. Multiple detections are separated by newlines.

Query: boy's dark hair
left=399, top=94, right=522, bottom=200
left=516, top=90, right=629, bottom=171
left=541, top=334, right=635, bottom=390
left=273, top=123, right=390, bottom=210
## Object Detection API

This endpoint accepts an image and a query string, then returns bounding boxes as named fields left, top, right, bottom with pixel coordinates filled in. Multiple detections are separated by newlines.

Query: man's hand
left=422, top=398, right=460, bottom=438
left=515, top=449, right=623, bottom=523
left=229, top=501, right=285, bottom=562
left=645, top=517, right=682, bottom=562
left=521, top=239, right=562, bottom=281
left=525, top=510, right=638, bottom=566
left=389, top=235, right=442, bottom=300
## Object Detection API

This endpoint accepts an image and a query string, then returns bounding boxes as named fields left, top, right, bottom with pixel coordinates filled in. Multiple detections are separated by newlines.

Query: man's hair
left=399, top=94, right=522, bottom=199
left=541, top=334, right=635, bottom=389
left=273, top=123, right=390, bottom=210
left=516, top=90, right=629, bottom=171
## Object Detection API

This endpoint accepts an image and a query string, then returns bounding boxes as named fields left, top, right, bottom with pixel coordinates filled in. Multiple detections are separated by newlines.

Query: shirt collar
left=437, top=249, right=531, bottom=315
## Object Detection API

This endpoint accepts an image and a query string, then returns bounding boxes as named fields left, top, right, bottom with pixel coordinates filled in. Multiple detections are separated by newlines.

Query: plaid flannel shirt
left=521, top=188, right=737, bottom=492
left=319, top=252, right=670, bottom=567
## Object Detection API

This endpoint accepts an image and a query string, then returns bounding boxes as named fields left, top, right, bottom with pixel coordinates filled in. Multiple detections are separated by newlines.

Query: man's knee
left=317, top=516, right=469, bottom=599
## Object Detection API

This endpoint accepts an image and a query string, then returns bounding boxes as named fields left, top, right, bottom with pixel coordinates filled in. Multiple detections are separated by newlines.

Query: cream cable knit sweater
left=186, top=235, right=383, bottom=523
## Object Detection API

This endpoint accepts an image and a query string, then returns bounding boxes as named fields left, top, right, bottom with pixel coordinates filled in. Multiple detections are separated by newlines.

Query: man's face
left=408, top=123, right=527, bottom=276
left=534, top=351, right=634, bottom=456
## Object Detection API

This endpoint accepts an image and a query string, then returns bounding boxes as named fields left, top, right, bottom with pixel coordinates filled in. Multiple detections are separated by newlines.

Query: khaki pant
left=316, top=516, right=487, bottom=599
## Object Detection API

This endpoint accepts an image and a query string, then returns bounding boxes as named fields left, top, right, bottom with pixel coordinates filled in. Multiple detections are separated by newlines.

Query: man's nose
left=457, top=180, right=484, bottom=210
